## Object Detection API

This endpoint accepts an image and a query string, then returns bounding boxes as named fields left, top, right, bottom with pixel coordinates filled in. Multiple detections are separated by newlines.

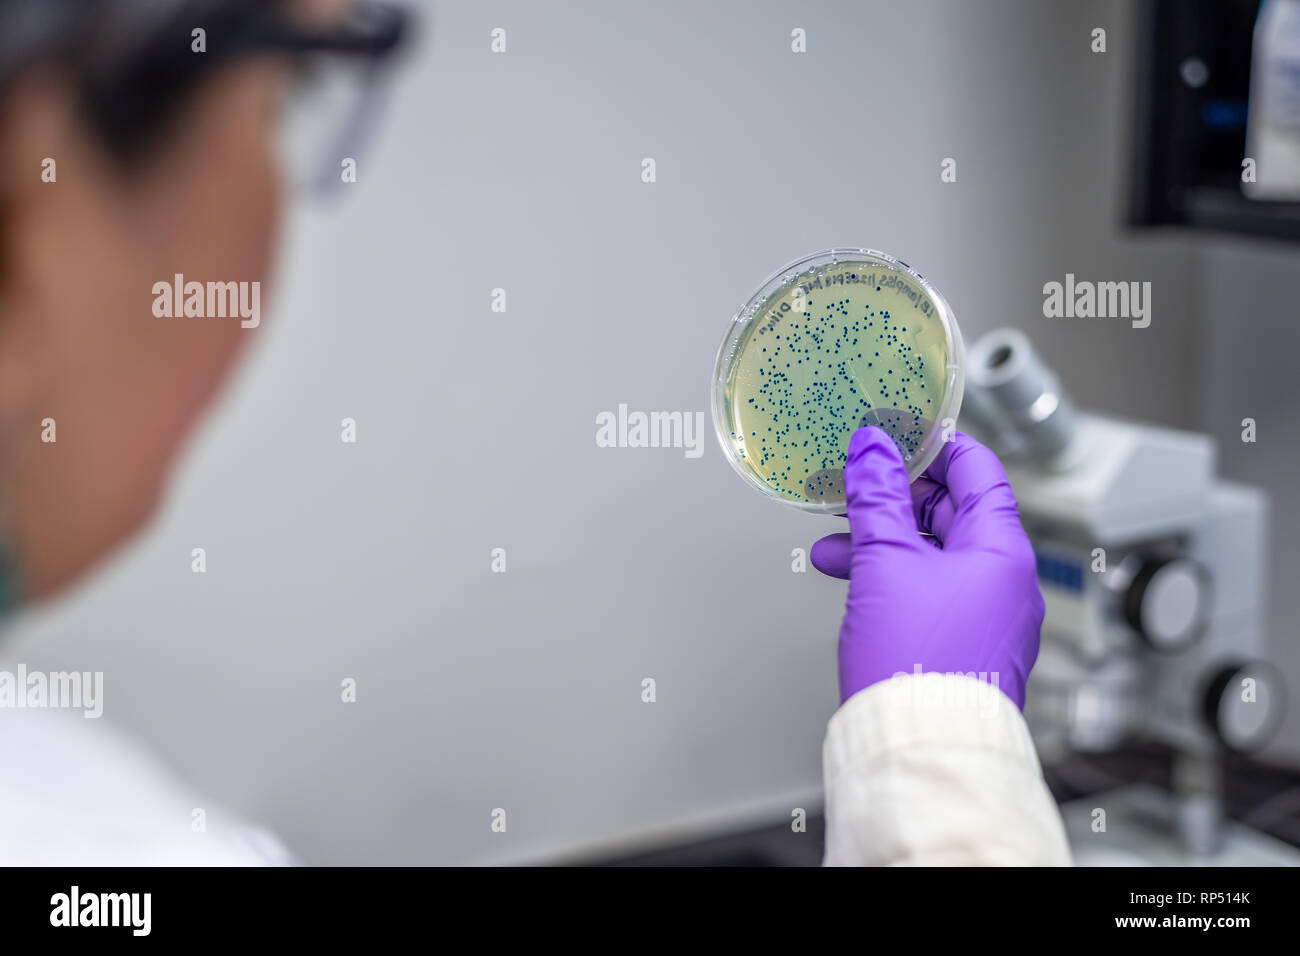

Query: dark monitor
left=1130, top=0, right=1300, bottom=241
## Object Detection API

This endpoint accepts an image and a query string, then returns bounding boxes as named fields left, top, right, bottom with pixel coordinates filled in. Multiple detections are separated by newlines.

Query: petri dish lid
left=712, top=248, right=964, bottom=514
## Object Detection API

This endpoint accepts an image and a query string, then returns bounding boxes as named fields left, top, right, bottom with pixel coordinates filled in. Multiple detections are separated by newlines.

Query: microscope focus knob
left=1123, top=557, right=1208, bottom=651
left=1202, top=661, right=1286, bottom=752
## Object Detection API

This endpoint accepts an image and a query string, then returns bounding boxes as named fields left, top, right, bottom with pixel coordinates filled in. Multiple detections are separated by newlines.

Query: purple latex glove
left=809, top=427, right=1044, bottom=709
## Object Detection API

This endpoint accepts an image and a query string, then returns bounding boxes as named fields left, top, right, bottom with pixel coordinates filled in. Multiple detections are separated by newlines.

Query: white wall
left=4, top=0, right=1203, bottom=864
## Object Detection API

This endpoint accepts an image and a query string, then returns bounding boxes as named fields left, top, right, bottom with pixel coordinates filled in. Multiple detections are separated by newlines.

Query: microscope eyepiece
left=966, top=328, right=1077, bottom=467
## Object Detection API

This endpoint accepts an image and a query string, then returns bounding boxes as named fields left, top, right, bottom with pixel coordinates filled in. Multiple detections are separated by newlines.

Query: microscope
left=960, top=328, right=1293, bottom=865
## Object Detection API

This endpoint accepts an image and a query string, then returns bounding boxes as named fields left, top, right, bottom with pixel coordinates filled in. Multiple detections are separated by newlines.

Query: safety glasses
left=85, top=0, right=411, bottom=196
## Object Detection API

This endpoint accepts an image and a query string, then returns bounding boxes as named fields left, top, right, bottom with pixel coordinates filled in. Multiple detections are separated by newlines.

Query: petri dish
left=712, top=248, right=964, bottom=514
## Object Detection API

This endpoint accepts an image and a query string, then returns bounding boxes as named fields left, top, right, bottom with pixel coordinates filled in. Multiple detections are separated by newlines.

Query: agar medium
left=712, top=249, right=964, bottom=514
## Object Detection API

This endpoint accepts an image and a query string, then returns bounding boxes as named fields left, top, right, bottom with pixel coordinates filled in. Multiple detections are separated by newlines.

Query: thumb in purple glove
left=809, top=427, right=1044, bottom=709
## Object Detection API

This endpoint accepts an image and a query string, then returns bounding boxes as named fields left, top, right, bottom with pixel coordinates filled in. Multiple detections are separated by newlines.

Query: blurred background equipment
left=1131, top=0, right=1300, bottom=237
left=963, top=328, right=1296, bottom=865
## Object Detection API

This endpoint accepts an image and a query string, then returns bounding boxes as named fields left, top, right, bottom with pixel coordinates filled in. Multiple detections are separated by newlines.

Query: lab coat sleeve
left=822, top=672, right=1072, bottom=866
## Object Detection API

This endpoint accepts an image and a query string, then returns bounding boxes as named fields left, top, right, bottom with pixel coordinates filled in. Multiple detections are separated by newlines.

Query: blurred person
left=0, top=0, right=407, bottom=864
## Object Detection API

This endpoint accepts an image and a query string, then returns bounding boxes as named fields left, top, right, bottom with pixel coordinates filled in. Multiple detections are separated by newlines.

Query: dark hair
left=0, top=1, right=253, bottom=160
left=1, top=1, right=406, bottom=164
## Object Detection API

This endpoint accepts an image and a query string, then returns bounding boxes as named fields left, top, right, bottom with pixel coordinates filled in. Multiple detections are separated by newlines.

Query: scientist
left=0, top=0, right=406, bottom=864
left=0, top=0, right=1069, bottom=866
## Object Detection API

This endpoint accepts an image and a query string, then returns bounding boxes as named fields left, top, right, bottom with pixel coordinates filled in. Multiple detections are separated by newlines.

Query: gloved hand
left=809, top=427, right=1044, bottom=709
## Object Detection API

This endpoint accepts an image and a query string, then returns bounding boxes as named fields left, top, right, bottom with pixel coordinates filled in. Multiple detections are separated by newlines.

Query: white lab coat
left=823, top=671, right=1073, bottom=865
left=0, top=705, right=293, bottom=866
